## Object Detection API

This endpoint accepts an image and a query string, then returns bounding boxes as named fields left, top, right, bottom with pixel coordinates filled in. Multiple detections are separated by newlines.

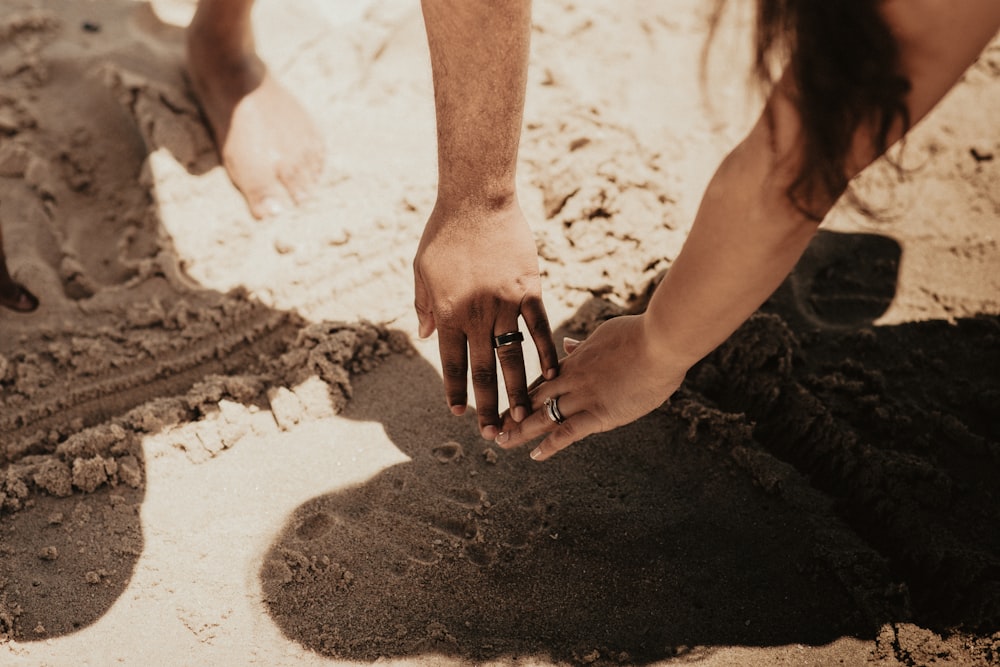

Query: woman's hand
left=494, top=313, right=688, bottom=460
left=414, top=201, right=559, bottom=439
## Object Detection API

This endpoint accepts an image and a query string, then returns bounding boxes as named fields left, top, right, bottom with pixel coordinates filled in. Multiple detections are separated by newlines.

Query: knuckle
left=526, top=308, right=552, bottom=335
left=470, top=365, right=497, bottom=388
left=435, top=303, right=459, bottom=326
left=534, top=319, right=553, bottom=340
left=467, top=301, right=485, bottom=323
left=507, top=384, right=527, bottom=402
left=557, top=417, right=589, bottom=442
left=557, top=422, right=578, bottom=440
left=442, top=360, right=467, bottom=381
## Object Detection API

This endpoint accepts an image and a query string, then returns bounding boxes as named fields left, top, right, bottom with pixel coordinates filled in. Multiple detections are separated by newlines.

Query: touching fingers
left=496, top=386, right=573, bottom=450
left=498, top=389, right=605, bottom=462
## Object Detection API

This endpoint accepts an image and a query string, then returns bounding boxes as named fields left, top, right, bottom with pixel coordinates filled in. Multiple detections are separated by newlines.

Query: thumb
left=413, top=271, right=436, bottom=339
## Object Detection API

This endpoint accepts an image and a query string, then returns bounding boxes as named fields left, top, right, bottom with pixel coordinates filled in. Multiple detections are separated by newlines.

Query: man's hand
left=414, top=201, right=558, bottom=439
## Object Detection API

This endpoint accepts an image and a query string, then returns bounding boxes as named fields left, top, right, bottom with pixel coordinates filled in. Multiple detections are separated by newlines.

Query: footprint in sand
left=771, top=229, right=902, bottom=329
left=430, top=440, right=464, bottom=463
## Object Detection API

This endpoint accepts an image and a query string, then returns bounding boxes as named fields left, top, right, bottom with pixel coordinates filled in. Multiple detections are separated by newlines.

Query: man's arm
left=416, top=0, right=558, bottom=439
left=421, top=0, right=527, bottom=210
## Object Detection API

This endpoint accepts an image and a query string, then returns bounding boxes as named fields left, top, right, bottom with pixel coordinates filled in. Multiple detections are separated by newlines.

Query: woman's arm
left=497, top=1, right=1000, bottom=460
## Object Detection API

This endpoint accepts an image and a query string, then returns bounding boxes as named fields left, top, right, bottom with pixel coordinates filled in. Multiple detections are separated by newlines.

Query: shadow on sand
left=258, top=229, right=999, bottom=663
left=0, top=0, right=362, bottom=641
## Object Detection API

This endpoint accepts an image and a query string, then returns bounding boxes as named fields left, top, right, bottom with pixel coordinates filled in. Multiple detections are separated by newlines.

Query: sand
left=1, top=0, right=998, bottom=665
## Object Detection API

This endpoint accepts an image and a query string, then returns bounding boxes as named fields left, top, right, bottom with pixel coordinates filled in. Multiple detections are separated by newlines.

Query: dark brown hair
left=713, top=1, right=912, bottom=219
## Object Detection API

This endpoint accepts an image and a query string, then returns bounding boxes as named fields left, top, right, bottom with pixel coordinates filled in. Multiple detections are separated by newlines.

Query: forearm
left=643, top=2, right=1000, bottom=376
left=420, top=0, right=532, bottom=214
left=643, top=104, right=821, bottom=372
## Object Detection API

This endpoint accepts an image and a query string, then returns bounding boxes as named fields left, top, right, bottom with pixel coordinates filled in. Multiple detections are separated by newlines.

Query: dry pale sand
left=1, top=1, right=999, bottom=665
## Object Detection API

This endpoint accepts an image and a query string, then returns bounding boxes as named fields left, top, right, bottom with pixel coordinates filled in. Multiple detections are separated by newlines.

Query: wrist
left=425, top=190, right=524, bottom=240
left=638, top=311, right=701, bottom=380
left=433, top=186, right=518, bottom=217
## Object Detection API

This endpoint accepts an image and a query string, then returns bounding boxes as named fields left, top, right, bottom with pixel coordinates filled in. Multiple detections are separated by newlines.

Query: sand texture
left=1, top=1, right=999, bottom=665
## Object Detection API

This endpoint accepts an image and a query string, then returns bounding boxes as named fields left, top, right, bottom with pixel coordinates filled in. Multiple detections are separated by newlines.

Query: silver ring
left=544, top=396, right=565, bottom=424
left=492, top=331, right=524, bottom=349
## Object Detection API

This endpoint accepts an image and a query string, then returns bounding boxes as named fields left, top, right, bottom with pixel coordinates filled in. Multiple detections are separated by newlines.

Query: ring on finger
left=493, top=330, right=524, bottom=349
left=543, top=396, right=565, bottom=424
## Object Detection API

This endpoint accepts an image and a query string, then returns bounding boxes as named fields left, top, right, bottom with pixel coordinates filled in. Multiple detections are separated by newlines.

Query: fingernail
left=512, top=405, right=527, bottom=422
left=482, top=425, right=498, bottom=440
left=450, top=405, right=465, bottom=416
left=544, top=368, right=557, bottom=380
left=530, top=448, right=542, bottom=460
left=563, top=337, right=581, bottom=354
left=495, top=431, right=509, bottom=445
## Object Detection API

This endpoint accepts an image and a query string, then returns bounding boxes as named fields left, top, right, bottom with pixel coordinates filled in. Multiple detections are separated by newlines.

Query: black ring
left=492, top=331, right=525, bottom=349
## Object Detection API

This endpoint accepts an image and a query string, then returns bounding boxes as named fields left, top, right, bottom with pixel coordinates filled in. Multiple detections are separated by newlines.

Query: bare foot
left=185, top=10, right=325, bottom=219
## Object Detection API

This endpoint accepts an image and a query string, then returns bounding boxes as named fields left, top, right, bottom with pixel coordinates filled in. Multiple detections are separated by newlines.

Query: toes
left=251, top=198, right=285, bottom=219
left=244, top=187, right=288, bottom=219
left=278, top=153, right=323, bottom=205
left=222, top=150, right=289, bottom=219
left=230, top=151, right=325, bottom=218
left=277, top=163, right=309, bottom=205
